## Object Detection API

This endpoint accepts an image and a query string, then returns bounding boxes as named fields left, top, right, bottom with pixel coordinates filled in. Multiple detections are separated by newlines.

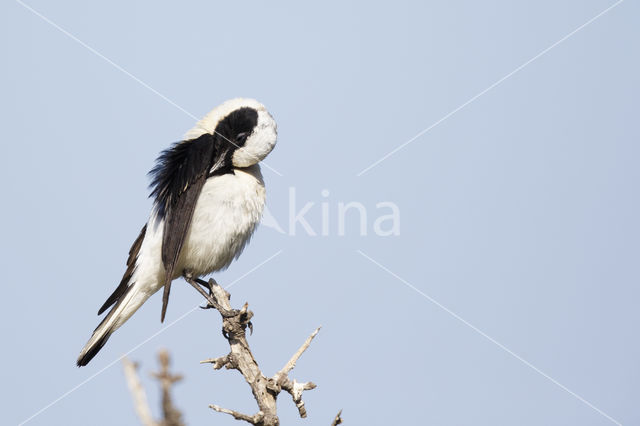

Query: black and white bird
left=77, top=98, right=277, bottom=367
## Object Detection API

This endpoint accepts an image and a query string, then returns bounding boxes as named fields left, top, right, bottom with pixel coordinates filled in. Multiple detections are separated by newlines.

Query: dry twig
left=122, top=351, right=184, bottom=426
left=123, top=278, right=333, bottom=426
left=331, top=409, right=343, bottom=426
left=151, top=350, right=185, bottom=426
left=122, top=357, right=157, bottom=426
left=197, top=278, right=320, bottom=426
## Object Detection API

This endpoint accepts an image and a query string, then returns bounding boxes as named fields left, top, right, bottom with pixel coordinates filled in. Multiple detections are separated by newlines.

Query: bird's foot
left=183, top=273, right=237, bottom=318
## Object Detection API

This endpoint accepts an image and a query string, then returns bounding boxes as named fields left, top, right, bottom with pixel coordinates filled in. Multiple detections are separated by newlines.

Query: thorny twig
left=198, top=278, right=320, bottom=426
left=124, top=278, right=340, bottom=426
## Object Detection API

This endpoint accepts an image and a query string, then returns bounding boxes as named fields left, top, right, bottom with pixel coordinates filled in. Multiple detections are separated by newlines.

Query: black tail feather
left=78, top=282, right=135, bottom=367
left=98, top=225, right=147, bottom=315
left=76, top=329, right=113, bottom=367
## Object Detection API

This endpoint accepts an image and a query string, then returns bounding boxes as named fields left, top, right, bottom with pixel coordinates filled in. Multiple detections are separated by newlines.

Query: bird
left=77, top=98, right=277, bottom=367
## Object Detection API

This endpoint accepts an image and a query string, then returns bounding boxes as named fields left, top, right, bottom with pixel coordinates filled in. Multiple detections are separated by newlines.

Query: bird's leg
left=183, top=271, right=216, bottom=308
left=194, top=277, right=211, bottom=290
left=182, top=271, right=237, bottom=318
left=194, top=278, right=216, bottom=299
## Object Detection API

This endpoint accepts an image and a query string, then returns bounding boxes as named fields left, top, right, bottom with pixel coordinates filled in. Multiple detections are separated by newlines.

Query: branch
left=123, top=351, right=184, bottom=426
left=200, top=354, right=232, bottom=370
left=272, top=327, right=320, bottom=418
left=122, top=357, right=157, bottom=426
left=276, top=326, right=321, bottom=378
left=197, top=278, right=320, bottom=426
left=151, top=350, right=184, bottom=426
left=209, top=405, right=265, bottom=424
left=331, top=409, right=343, bottom=426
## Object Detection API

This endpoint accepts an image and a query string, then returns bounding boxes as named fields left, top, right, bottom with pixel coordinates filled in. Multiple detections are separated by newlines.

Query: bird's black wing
left=98, top=224, right=147, bottom=315
left=149, top=133, right=232, bottom=321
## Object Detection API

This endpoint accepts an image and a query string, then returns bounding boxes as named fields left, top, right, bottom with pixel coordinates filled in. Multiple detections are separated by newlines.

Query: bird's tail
left=76, top=283, right=151, bottom=366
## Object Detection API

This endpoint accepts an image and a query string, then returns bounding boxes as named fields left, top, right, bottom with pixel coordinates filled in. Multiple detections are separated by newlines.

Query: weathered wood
left=122, top=357, right=157, bottom=426
left=199, top=278, right=320, bottom=426
left=331, top=409, right=344, bottom=426
left=151, top=350, right=184, bottom=426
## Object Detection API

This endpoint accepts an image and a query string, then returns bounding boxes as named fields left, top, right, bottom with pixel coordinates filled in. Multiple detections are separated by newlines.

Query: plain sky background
left=1, top=0, right=639, bottom=425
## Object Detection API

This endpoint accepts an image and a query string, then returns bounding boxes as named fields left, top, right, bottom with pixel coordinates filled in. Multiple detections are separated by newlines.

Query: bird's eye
left=236, top=131, right=250, bottom=142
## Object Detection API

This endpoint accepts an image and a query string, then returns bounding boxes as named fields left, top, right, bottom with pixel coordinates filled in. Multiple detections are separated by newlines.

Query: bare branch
left=198, top=278, right=320, bottom=426
left=151, top=350, right=184, bottom=426
left=200, top=354, right=233, bottom=370
left=276, top=326, right=321, bottom=378
left=122, top=357, right=157, bottom=426
left=209, top=405, right=265, bottom=424
left=331, top=409, right=343, bottom=426
left=270, top=326, right=320, bottom=418
left=279, top=378, right=317, bottom=418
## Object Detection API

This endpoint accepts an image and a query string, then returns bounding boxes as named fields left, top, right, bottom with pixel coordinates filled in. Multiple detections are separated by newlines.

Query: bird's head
left=184, top=98, right=277, bottom=167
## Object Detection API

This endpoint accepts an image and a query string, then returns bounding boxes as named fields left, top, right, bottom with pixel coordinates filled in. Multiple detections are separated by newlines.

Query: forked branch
left=124, top=278, right=338, bottom=426
left=198, top=278, right=320, bottom=426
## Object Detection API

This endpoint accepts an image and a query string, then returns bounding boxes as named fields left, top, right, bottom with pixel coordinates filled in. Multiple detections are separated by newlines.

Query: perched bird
left=77, top=98, right=277, bottom=366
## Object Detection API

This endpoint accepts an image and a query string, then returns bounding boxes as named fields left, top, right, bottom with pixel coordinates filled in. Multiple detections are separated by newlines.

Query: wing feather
left=97, top=224, right=147, bottom=315
left=148, top=133, right=230, bottom=321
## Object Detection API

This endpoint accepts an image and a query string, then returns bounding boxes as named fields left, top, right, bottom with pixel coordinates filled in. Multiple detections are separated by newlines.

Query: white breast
left=176, top=164, right=266, bottom=276
left=127, top=164, right=265, bottom=306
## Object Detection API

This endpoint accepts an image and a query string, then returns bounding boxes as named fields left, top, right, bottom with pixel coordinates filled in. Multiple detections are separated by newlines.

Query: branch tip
left=122, top=357, right=156, bottom=426
left=331, top=409, right=343, bottom=426
left=277, top=326, right=322, bottom=378
left=209, top=405, right=263, bottom=424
